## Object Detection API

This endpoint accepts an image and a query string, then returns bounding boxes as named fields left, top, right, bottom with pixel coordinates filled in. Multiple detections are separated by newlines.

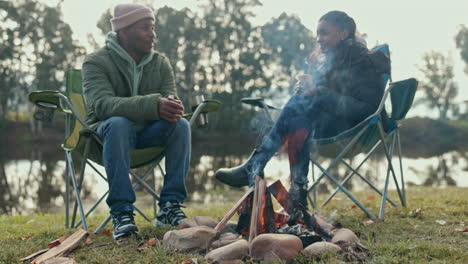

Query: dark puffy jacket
left=314, top=40, right=390, bottom=124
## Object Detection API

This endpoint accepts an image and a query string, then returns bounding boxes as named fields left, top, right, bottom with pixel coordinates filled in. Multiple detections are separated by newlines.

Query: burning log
left=268, top=180, right=331, bottom=240
left=248, top=176, right=262, bottom=243
left=214, top=187, right=254, bottom=232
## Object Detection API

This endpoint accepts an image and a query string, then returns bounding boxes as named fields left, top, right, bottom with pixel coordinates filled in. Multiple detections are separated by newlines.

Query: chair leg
left=71, top=139, right=91, bottom=228
left=64, top=154, right=70, bottom=228
left=322, top=141, right=380, bottom=207
left=313, top=159, right=377, bottom=220
left=378, top=125, right=397, bottom=220
left=152, top=169, right=157, bottom=218
left=129, top=171, right=160, bottom=200
left=134, top=205, right=151, bottom=222
left=307, top=126, right=369, bottom=193
left=64, top=115, right=70, bottom=229
left=94, top=215, right=111, bottom=234
left=74, top=190, right=109, bottom=229
left=65, top=150, right=88, bottom=231
left=322, top=145, right=398, bottom=208
left=396, top=129, right=407, bottom=207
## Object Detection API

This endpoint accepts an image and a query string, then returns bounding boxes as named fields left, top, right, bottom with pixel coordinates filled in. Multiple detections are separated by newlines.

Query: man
left=82, top=3, right=190, bottom=240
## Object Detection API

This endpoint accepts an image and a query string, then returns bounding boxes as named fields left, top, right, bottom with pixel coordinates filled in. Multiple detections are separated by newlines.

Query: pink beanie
left=110, top=3, right=155, bottom=31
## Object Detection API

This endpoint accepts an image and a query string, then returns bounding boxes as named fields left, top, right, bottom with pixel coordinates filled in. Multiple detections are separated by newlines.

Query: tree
left=455, top=25, right=468, bottom=74
left=0, top=0, right=84, bottom=129
left=418, top=51, right=459, bottom=120
left=261, top=12, right=315, bottom=94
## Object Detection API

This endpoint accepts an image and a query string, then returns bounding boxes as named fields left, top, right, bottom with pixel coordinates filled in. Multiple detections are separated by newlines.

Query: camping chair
left=241, top=44, right=417, bottom=220
left=28, top=69, right=221, bottom=233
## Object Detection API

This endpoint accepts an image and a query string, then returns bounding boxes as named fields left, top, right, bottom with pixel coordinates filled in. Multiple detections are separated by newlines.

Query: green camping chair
left=28, top=69, right=221, bottom=232
left=241, top=44, right=418, bottom=220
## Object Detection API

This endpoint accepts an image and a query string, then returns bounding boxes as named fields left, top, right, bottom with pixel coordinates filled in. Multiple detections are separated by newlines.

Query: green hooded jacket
left=82, top=33, right=177, bottom=129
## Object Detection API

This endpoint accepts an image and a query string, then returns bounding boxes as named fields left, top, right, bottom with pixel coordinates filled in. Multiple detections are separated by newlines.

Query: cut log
left=249, top=176, right=266, bottom=243
left=48, top=236, right=69, bottom=249
left=214, top=187, right=253, bottom=231
left=268, top=180, right=294, bottom=215
left=20, top=249, right=49, bottom=262
left=31, top=229, right=88, bottom=264
left=42, top=257, right=77, bottom=264
left=248, top=176, right=261, bottom=244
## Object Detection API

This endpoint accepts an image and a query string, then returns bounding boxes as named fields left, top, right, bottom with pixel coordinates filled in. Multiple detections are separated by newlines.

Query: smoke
left=246, top=47, right=341, bottom=186
left=308, top=48, right=336, bottom=88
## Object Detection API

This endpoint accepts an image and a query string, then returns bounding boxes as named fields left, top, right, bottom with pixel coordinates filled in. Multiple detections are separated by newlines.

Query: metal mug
left=193, top=95, right=208, bottom=128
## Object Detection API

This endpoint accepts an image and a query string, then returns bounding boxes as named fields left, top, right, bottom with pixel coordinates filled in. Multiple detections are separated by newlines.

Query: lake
left=1, top=131, right=466, bottom=216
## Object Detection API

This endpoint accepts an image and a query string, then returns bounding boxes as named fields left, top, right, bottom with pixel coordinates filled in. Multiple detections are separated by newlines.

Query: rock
left=178, top=216, right=219, bottom=229
left=219, top=221, right=238, bottom=234
left=205, top=239, right=249, bottom=263
left=249, top=234, right=303, bottom=261
left=215, top=261, right=243, bottom=264
left=331, top=228, right=359, bottom=244
left=313, top=214, right=334, bottom=232
left=211, top=232, right=241, bottom=249
left=303, top=242, right=342, bottom=257
left=163, top=226, right=218, bottom=252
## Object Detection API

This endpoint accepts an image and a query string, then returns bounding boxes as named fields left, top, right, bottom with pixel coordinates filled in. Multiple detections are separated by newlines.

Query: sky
left=56, top=0, right=468, bottom=115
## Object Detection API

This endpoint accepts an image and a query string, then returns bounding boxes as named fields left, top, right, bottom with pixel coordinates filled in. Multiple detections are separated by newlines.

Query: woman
left=215, top=11, right=390, bottom=209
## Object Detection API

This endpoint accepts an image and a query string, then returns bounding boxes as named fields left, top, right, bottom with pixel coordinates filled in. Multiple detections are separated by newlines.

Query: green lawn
left=1, top=187, right=467, bottom=264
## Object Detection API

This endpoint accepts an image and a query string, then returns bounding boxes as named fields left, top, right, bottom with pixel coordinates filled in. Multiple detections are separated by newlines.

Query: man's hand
left=158, top=96, right=184, bottom=122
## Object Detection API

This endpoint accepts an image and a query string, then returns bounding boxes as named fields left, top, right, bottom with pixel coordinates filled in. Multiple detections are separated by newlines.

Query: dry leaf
left=137, top=238, right=158, bottom=252
left=367, top=196, right=376, bottom=200
left=18, top=235, right=32, bottom=241
left=351, top=205, right=357, bottom=209
left=103, top=230, right=112, bottom=237
left=147, top=238, right=158, bottom=247
left=363, top=219, right=374, bottom=226
left=408, top=208, right=421, bottom=217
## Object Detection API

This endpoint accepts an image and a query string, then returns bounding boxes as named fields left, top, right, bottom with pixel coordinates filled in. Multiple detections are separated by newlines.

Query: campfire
left=214, top=178, right=331, bottom=246
left=162, top=178, right=369, bottom=262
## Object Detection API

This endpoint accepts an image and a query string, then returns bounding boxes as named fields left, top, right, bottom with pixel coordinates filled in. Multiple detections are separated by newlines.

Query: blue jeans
left=97, top=117, right=191, bottom=215
left=248, top=93, right=350, bottom=187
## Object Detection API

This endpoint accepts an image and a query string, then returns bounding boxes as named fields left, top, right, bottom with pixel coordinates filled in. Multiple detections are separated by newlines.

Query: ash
left=278, top=224, right=323, bottom=247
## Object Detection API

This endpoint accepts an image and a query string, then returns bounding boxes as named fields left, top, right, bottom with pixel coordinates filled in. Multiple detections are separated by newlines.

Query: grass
left=1, top=187, right=467, bottom=263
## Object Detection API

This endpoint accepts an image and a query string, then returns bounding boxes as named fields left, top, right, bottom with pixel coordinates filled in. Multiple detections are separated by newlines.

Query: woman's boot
left=289, top=183, right=309, bottom=210
left=215, top=149, right=264, bottom=187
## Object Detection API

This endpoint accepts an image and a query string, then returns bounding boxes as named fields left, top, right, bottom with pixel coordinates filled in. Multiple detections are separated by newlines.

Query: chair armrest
left=240, top=97, right=280, bottom=110
left=28, top=90, right=71, bottom=113
left=185, top=99, right=221, bottom=119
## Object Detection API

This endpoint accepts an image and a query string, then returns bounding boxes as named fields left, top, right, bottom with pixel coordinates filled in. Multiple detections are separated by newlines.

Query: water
left=1, top=135, right=466, bottom=215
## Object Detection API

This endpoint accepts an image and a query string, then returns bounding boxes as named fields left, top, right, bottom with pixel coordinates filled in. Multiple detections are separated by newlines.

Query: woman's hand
left=295, top=74, right=317, bottom=96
